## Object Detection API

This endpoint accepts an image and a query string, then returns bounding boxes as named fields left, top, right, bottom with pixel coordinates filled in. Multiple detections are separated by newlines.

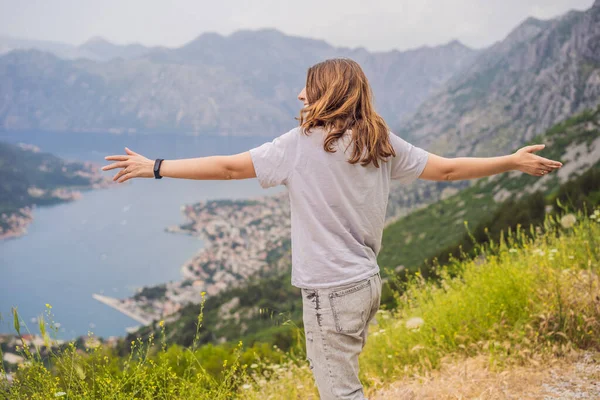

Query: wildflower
left=250, top=363, right=258, bottom=369
left=405, top=317, right=424, bottom=330
left=560, top=214, right=577, bottom=229
left=242, top=384, right=252, bottom=390
left=45, top=303, right=52, bottom=309
left=201, top=291, right=206, bottom=297
left=159, top=320, right=164, bottom=328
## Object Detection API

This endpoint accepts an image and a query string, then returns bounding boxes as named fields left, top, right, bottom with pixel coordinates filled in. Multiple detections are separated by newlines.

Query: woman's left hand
left=102, top=147, right=155, bottom=183
left=511, top=144, right=562, bottom=177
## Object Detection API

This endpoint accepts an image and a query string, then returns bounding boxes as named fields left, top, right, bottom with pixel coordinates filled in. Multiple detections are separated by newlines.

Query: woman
left=102, top=58, right=562, bottom=399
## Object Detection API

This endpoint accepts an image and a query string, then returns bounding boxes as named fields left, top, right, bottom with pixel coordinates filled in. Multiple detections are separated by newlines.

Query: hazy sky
left=0, top=0, right=595, bottom=52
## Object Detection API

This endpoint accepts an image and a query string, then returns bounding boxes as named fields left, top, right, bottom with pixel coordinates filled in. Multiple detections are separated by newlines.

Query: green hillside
left=4, top=194, right=599, bottom=399
left=130, top=107, right=600, bottom=352
left=0, top=141, right=109, bottom=234
left=125, top=269, right=300, bottom=355
left=379, top=106, right=600, bottom=274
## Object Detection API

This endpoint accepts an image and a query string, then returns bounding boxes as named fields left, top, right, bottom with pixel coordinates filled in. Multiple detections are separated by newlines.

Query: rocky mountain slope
left=400, top=0, right=600, bottom=158
left=0, top=35, right=156, bottom=61
left=0, top=30, right=477, bottom=135
left=1, top=2, right=598, bottom=148
left=380, top=105, right=600, bottom=273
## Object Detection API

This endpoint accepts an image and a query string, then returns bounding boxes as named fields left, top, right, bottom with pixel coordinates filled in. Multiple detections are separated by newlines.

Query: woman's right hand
left=511, top=144, right=563, bottom=177
left=102, top=147, right=155, bottom=183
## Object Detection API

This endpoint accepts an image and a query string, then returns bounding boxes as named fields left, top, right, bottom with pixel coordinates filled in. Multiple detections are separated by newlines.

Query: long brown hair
left=299, top=58, right=395, bottom=168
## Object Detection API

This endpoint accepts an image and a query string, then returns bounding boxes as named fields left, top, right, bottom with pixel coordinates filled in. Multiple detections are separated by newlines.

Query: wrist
left=507, top=154, right=520, bottom=171
left=154, top=158, right=165, bottom=179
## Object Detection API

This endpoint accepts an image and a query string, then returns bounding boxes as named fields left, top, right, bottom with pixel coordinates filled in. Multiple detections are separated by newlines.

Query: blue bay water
left=0, top=131, right=281, bottom=339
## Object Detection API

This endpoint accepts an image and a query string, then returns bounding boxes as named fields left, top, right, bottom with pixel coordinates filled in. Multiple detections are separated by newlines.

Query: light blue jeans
left=301, top=271, right=382, bottom=400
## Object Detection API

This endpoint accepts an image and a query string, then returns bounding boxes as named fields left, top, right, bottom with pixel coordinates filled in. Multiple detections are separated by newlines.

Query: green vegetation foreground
left=2, top=207, right=599, bottom=399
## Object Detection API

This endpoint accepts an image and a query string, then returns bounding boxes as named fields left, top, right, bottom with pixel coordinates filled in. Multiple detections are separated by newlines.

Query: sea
left=0, top=130, right=281, bottom=339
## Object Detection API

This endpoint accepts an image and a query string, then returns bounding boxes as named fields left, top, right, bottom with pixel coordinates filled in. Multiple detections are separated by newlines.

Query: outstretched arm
left=418, top=144, right=563, bottom=181
left=102, top=147, right=256, bottom=183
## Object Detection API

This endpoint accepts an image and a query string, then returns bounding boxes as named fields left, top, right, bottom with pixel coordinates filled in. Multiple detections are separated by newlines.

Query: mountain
left=78, top=37, right=154, bottom=61
left=400, top=2, right=600, bottom=157
left=0, top=35, right=153, bottom=61
left=380, top=105, right=600, bottom=273
left=0, top=29, right=477, bottom=135
left=0, top=35, right=98, bottom=60
left=1, top=2, right=597, bottom=140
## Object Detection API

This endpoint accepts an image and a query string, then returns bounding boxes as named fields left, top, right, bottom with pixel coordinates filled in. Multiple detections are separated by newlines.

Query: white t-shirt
left=249, top=126, right=429, bottom=289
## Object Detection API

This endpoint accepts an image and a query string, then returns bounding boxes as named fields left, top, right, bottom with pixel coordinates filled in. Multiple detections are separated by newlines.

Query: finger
left=525, top=144, right=546, bottom=153
left=542, top=162, right=561, bottom=170
left=125, top=147, right=139, bottom=156
left=105, top=155, right=130, bottom=161
left=113, top=169, right=128, bottom=182
left=530, top=155, right=557, bottom=169
left=536, top=161, right=557, bottom=171
left=102, top=161, right=128, bottom=171
left=537, top=156, right=562, bottom=167
left=117, top=173, right=132, bottom=183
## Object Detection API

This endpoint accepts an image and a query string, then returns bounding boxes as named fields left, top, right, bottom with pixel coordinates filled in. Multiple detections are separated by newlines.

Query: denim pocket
left=328, top=280, right=372, bottom=333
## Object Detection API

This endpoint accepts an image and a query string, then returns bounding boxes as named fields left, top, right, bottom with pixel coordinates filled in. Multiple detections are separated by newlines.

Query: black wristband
left=154, top=158, right=164, bottom=179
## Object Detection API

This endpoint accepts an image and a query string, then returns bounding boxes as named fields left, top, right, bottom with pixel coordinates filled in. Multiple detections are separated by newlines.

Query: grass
left=2, top=207, right=598, bottom=399
left=242, top=207, right=600, bottom=398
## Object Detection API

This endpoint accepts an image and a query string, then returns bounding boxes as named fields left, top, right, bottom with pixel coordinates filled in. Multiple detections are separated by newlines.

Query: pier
left=92, top=294, right=153, bottom=325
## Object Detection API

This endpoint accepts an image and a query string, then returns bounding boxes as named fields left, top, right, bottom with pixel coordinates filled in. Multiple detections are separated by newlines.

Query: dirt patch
left=369, top=351, right=600, bottom=400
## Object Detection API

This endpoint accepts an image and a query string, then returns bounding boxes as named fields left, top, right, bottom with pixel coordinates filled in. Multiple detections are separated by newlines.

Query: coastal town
left=89, top=179, right=438, bottom=326
left=0, top=208, right=34, bottom=241
left=93, top=191, right=292, bottom=326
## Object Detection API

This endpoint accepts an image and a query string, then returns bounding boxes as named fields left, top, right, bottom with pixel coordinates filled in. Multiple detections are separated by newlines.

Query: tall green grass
left=242, top=208, right=600, bottom=398
left=1, top=208, right=599, bottom=399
